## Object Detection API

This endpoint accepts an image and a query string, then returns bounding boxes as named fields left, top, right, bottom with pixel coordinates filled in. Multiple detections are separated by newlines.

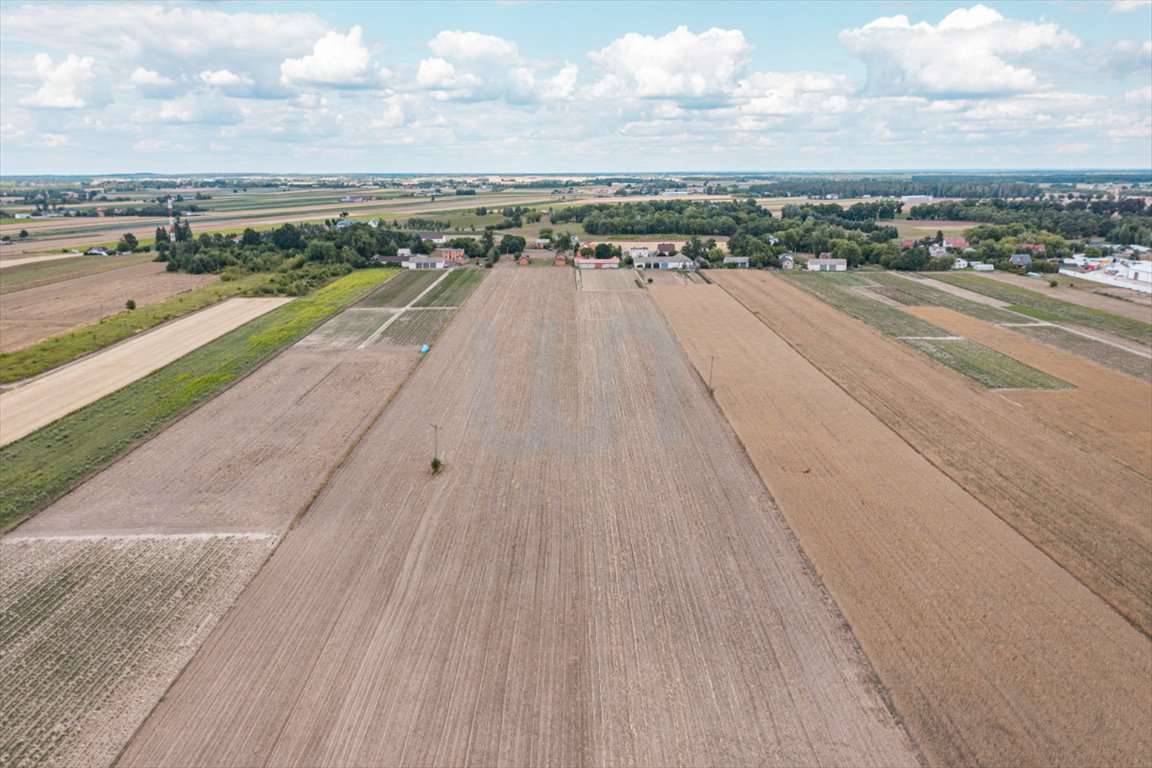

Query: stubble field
left=118, top=269, right=920, bottom=768
left=650, top=276, right=1152, bottom=768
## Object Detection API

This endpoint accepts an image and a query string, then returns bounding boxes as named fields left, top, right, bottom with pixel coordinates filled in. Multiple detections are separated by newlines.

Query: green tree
left=241, top=227, right=261, bottom=246
left=18, top=229, right=28, bottom=239
left=116, top=232, right=138, bottom=252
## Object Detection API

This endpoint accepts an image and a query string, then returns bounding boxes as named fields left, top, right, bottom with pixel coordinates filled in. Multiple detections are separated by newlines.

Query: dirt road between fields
left=0, top=297, right=288, bottom=446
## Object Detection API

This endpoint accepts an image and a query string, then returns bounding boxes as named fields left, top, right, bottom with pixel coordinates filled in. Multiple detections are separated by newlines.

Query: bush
left=125, top=299, right=136, bottom=311
left=431, top=457, right=443, bottom=475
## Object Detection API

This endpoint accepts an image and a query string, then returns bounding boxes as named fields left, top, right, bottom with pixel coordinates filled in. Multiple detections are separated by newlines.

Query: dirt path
left=649, top=280, right=1152, bottom=768
left=905, top=306, right=1152, bottom=475
left=0, top=297, right=288, bottom=446
left=0, top=262, right=217, bottom=352
left=712, top=271, right=1151, bottom=634
left=118, top=269, right=919, bottom=768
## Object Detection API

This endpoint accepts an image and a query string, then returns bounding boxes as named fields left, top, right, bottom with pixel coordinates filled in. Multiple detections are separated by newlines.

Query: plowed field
left=15, top=346, right=421, bottom=538
left=118, top=269, right=919, bottom=768
left=649, top=279, right=1152, bottom=767
left=713, top=271, right=1152, bottom=635
left=0, top=262, right=217, bottom=352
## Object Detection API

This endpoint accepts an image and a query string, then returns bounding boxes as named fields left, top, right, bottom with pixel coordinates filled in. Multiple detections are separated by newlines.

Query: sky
left=0, top=0, right=1149, bottom=175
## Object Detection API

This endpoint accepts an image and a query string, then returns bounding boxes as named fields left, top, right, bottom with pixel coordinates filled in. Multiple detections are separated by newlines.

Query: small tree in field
left=125, top=299, right=136, bottom=310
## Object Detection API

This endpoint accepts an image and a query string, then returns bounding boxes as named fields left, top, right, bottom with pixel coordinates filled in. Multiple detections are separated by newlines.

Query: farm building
left=397, top=248, right=412, bottom=258
left=404, top=255, right=448, bottom=270
left=554, top=253, right=567, bottom=266
left=952, top=258, right=969, bottom=270
left=518, top=254, right=530, bottom=266
left=437, top=248, right=467, bottom=264
left=629, top=246, right=650, bottom=259
left=778, top=253, right=796, bottom=270
left=971, top=262, right=994, bottom=271
left=657, top=243, right=676, bottom=254
left=723, top=256, right=750, bottom=268
left=574, top=256, right=620, bottom=269
left=534, top=238, right=551, bottom=247
left=373, top=254, right=406, bottom=266
left=417, top=233, right=449, bottom=245
left=807, top=258, right=848, bottom=272
left=1009, top=253, right=1033, bottom=268
left=638, top=254, right=695, bottom=270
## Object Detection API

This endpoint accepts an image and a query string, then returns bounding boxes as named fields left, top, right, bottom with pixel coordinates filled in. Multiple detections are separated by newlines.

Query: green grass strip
left=0, top=275, right=271, bottom=385
left=934, top=273, right=1152, bottom=347
left=413, top=268, right=487, bottom=307
left=902, top=338, right=1072, bottom=390
left=0, top=268, right=397, bottom=532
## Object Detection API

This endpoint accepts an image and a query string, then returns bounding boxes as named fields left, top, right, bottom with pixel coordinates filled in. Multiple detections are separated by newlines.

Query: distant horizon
left=3, top=168, right=1151, bottom=180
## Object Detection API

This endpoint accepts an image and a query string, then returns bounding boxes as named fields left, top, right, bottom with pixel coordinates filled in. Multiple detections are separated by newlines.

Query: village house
left=628, top=246, right=650, bottom=259
left=722, top=255, right=750, bottom=268
left=778, top=252, right=796, bottom=270
left=436, top=248, right=467, bottom=264
left=638, top=254, right=695, bottom=270
left=1009, top=253, right=1033, bottom=268
left=656, top=243, right=676, bottom=254
left=404, top=254, right=448, bottom=270
left=417, top=233, right=449, bottom=245
left=806, top=257, right=848, bottom=272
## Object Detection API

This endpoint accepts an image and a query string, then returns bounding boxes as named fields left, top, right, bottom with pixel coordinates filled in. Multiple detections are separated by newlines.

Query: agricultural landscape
left=1, top=169, right=1150, bottom=768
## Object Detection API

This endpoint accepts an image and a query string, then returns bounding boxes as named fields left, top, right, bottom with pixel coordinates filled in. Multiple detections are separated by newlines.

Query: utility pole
left=707, top=354, right=717, bottom=391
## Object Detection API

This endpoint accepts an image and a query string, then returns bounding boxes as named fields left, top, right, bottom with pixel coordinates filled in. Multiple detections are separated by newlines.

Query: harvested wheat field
left=119, top=269, right=920, bottom=768
left=713, top=271, right=1152, bottom=635
left=905, top=305, right=1152, bottom=475
left=981, top=270, right=1152, bottom=321
left=649, top=280, right=1152, bottom=768
left=0, top=297, right=289, bottom=446
left=0, top=261, right=217, bottom=352
left=577, top=268, right=640, bottom=290
left=0, top=533, right=276, bottom=768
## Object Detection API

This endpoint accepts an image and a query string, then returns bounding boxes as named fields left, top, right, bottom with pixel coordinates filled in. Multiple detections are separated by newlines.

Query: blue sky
left=0, top=0, right=1149, bottom=174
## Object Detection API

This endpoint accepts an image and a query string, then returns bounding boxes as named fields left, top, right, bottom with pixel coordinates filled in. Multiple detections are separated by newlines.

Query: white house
left=397, top=248, right=412, bottom=258
left=638, top=254, right=695, bottom=270
left=723, top=256, right=750, bottom=268
left=404, top=255, right=447, bottom=270
left=418, top=233, right=448, bottom=245
left=778, top=253, right=796, bottom=270
left=951, top=258, right=969, bottom=270
left=971, top=261, right=994, bottom=272
left=628, top=246, right=650, bottom=259
left=806, top=258, right=848, bottom=272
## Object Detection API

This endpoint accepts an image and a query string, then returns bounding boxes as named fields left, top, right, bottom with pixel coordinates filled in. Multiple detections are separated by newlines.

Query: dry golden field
left=650, top=277, right=1151, bottom=768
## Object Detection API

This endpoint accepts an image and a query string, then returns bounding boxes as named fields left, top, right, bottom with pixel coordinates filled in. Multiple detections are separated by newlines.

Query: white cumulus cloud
left=130, top=67, right=175, bottom=86
left=280, top=26, right=383, bottom=88
left=840, top=5, right=1080, bottom=96
left=21, top=53, right=96, bottom=108
left=589, top=26, right=751, bottom=100
left=199, top=69, right=253, bottom=86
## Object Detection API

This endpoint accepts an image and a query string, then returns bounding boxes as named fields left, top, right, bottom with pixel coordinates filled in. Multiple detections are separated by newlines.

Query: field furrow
left=118, top=269, right=920, bottom=768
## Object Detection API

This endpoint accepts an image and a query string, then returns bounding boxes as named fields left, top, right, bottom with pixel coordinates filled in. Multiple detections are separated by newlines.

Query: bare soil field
left=649, top=280, right=1152, bottom=768
left=13, top=346, right=421, bottom=538
left=0, top=297, right=289, bottom=446
left=1016, top=323, right=1152, bottom=382
left=0, top=533, right=276, bottom=768
left=576, top=268, right=640, bottom=291
left=0, top=252, right=154, bottom=294
left=0, top=262, right=217, bottom=352
left=711, top=271, right=1152, bottom=635
left=119, top=269, right=920, bottom=768
left=295, top=309, right=393, bottom=350
left=904, top=306, right=1152, bottom=475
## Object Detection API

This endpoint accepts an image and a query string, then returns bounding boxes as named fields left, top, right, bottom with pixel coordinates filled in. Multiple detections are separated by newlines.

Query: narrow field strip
left=0, top=269, right=397, bottom=532
left=0, top=297, right=290, bottom=446
left=0, top=253, right=154, bottom=295
left=650, top=279, right=1152, bottom=768
left=0, top=534, right=277, bottom=768
left=782, top=272, right=1071, bottom=390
